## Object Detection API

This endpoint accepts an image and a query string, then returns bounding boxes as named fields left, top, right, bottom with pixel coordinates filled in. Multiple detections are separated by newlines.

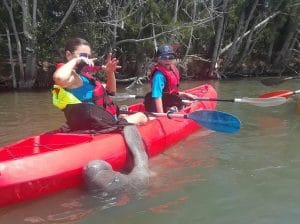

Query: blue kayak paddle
left=186, top=110, right=241, bottom=134
left=121, top=110, right=241, bottom=134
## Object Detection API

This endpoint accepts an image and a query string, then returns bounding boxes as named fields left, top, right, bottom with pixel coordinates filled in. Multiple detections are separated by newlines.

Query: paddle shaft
left=147, top=112, right=187, bottom=118
left=286, top=90, right=300, bottom=97
left=125, top=95, right=245, bottom=103
left=189, top=98, right=236, bottom=102
left=120, top=109, right=186, bottom=118
left=273, top=90, right=300, bottom=98
left=115, top=94, right=285, bottom=107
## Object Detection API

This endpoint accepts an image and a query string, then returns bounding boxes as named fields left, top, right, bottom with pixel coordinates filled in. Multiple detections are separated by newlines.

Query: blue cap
left=156, top=45, right=176, bottom=60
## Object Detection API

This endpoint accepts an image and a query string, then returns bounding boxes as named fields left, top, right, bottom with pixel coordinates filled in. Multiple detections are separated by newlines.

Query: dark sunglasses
left=159, top=54, right=176, bottom=60
left=79, top=52, right=91, bottom=58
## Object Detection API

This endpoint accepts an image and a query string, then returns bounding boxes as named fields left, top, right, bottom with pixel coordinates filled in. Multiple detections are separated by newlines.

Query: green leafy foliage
left=0, top=0, right=298, bottom=88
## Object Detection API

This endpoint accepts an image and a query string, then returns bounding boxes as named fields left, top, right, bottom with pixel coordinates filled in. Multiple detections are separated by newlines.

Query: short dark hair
left=65, top=38, right=90, bottom=53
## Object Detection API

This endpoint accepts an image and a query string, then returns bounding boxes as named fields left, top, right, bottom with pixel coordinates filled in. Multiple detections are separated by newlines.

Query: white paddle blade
left=237, top=97, right=287, bottom=107
left=111, top=94, right=137, bottom=101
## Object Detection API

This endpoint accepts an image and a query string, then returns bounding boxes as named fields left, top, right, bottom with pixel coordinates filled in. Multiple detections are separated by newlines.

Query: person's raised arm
left=103, top=53, right=119, bottom=95
left=53, top=56, right=96, bottom=88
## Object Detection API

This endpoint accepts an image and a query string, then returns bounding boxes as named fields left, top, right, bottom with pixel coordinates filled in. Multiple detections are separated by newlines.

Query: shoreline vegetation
left=0, top=0, right=299, bottom=90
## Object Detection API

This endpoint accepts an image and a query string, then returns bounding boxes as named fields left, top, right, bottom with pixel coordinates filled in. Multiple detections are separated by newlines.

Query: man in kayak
left=53, top=37, right=148, bottom=133
left=144, top=44, right=197, bottom=113
left=83, top=125, right=150, bottom=195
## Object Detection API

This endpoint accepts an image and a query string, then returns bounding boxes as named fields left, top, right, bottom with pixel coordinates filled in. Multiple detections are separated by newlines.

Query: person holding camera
left=52, top=37, right=148, bottom=133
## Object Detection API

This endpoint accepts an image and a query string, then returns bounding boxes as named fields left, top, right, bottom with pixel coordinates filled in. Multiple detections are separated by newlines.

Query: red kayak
left=0, top=84, right=217, bottom=207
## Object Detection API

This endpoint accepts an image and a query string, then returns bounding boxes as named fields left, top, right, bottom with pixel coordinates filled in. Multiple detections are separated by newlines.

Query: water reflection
left=0, top=91, right=64, bottom=147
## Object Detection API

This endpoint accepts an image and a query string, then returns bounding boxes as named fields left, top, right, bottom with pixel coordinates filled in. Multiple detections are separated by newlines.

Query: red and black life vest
left=144, top=64, right=182, bottom=112
left=149, top=64, right=180, bottom=94
left=55, top=63, right=118, bottom=116
left=80, top=72, right=118, bottom=116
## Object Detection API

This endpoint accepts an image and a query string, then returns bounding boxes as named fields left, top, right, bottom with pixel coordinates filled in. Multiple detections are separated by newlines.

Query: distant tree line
left=0, top=0, right=299, bottom=89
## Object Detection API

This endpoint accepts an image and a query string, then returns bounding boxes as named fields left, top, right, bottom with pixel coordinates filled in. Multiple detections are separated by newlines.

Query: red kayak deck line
left=0, top=84, right=217, bottom=207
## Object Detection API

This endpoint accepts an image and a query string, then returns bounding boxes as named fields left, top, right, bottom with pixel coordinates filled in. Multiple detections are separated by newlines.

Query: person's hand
left=74, top=56, right=97, bottom=74
left=77, top=56, right=97, bottom=67
left=102, top=53, right=121, bottom=75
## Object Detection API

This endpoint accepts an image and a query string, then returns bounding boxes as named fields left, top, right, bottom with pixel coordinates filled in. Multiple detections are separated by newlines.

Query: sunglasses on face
left=79, top=52, right=91, bottom=58
left=158, top=55, right=176, bottom=60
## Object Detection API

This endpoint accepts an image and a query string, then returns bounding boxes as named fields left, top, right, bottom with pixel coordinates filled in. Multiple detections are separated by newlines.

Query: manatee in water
left=83, top=125, right=150, bottom=195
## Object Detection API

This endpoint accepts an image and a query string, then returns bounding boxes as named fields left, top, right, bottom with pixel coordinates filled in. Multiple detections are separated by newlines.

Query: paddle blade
left=187, top=110, right=241, bottom=133
left=239, top=97, right=287, bottom=107
left=259, top=90, right=292, bottom=98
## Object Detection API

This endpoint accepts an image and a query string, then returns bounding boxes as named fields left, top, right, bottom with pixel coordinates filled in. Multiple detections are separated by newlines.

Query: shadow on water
left=1, top=78, right=300, bottom=224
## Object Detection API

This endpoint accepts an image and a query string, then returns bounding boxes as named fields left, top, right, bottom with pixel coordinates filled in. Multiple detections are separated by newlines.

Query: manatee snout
left=83, top=160, right=115, bottom=192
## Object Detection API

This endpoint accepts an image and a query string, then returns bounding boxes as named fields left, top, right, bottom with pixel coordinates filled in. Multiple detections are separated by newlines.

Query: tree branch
left=49, top=0, right=78, bottom=36
left=220, top=11, right=281, bottom=55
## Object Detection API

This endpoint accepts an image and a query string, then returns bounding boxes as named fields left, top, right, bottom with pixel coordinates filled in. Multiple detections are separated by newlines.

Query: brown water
left=1, top=79, right=300, bottom=224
